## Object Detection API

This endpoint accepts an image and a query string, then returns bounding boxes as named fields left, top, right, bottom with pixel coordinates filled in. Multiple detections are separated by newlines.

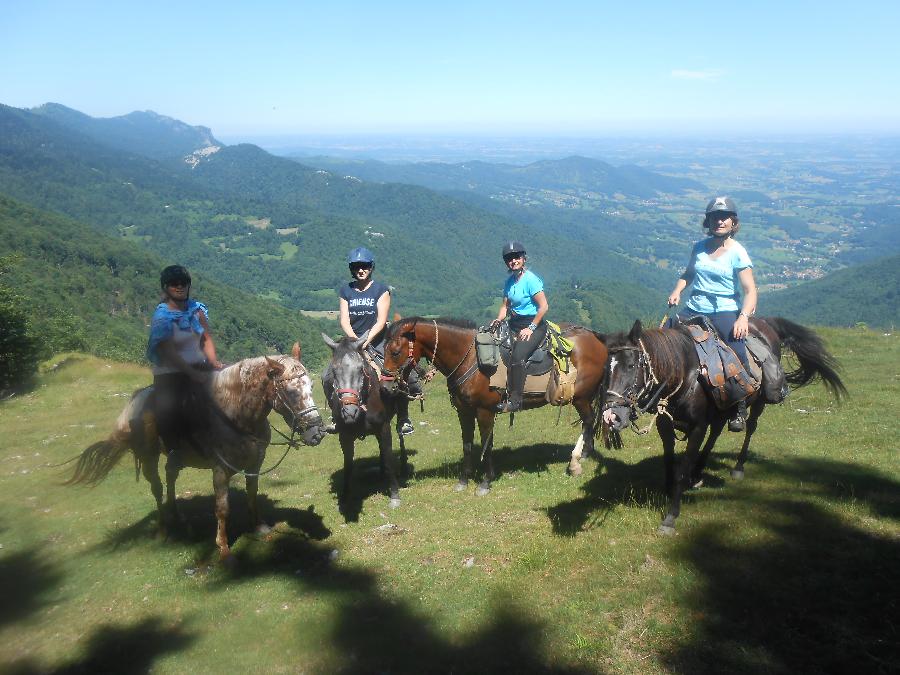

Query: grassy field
left=1, top=328, right=897, bottom=674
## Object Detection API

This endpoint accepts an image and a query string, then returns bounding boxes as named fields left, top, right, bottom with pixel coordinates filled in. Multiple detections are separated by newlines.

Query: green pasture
left=1, top=328, right=897, bottom=674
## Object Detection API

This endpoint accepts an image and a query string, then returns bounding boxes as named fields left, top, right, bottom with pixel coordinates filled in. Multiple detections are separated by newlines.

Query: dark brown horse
left=601, top=317, right=846, bottom=534
left=321, top=333, right=407, bottom=513
left=383, top=317, right=609, bottom=495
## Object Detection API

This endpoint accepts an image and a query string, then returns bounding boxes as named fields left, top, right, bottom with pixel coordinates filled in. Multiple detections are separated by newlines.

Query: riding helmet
left=502, top=240, right=526, bottom=257
left=160, top=264, right=191, bottom=288
left=705, top=196, right=738, bottom=217
left=347, top=247, right=375, bottom=264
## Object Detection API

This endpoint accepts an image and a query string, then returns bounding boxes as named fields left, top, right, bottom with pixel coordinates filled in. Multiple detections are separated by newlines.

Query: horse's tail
left=763, top=316, right=847, bottom=399
left=64, top=435, right=133, bottom=486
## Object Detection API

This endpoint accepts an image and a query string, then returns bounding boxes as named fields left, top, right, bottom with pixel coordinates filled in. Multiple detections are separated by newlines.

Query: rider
left=337, top=247, right=417, bottom=435
left=491, top=240, right=549, bottom=413
left=667, top=197, right=757, bottom=432
left=146, top=265, right=223, bottom=468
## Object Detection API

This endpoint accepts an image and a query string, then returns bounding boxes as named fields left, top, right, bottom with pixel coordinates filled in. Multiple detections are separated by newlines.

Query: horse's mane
left=607, top=326, right=695, bottom=385
left=386, top=316, right=476, bottom=339
left=210, top=355, right=302, bottom=418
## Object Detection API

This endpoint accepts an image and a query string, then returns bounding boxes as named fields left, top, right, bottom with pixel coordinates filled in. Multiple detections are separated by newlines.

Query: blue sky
left=2, top=1, right=898, bottom=136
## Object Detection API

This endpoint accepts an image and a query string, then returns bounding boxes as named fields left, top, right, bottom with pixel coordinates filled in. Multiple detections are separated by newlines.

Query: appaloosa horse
left=601, top=317, right=846, bottom=534
left=321, top=333, right=407, bottom=511
left=67, top=343, right=325, bottom=559
left=383, top=317, right=609, bottom=496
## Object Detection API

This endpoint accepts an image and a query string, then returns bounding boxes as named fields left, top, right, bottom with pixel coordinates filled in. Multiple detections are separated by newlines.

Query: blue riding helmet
left=347, top=247, right=375, bottom=264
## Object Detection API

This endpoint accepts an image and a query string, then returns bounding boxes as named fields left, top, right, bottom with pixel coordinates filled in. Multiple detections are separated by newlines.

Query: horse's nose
left=302, top=423, right=324, bottom=446
left=602, top=408, right=625, bottom=431
left=341, top=405, right=361, bottom=424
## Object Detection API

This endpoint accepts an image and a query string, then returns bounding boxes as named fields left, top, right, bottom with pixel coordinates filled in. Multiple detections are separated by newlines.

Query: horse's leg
left=140, top=450, right=166, bottom=537
left=339, top=430, right=355, bottom=505
left=692, top=416, right=727, bottom=488
left=660, top=421, right=707, bottom=536
left=658, top=416, right=678, bottom=498
left=398, top=432, right=408, bottom=480
left=213, top=465, right=233, bottom=559
left=475, top=407, right=496, bottom=497
left=164, top=453, right=181, bottom=526
left=732, top=398, right=765, bottom=479
left=246, top=471, right=271, bottom=535
left=455, top=406, right=476, bottom=492
left=568, top=397, right=596, bottom=476
left=379, top=423, right=402, bottom=508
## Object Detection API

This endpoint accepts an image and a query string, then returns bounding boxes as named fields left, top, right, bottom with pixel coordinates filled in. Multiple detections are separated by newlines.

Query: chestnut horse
left=66, top=343, right=326, bottom=559
left=601, top=317, right=846, bottom=534
left=383, top=318, right=609, bottom=495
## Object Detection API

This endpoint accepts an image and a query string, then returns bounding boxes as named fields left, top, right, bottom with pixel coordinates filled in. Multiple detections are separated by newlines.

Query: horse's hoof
left=255, top=523, right=272, bottom=535
left=389, top=497, right=401, bottom=509
left=220, top=552, right=238, bottom=570
left=568, top=463, right=583, bottom=477
left=454, top=482, right=468, bottom=492
left=658, top=524, right=676, bottom=536
left=691, top=478, right=704, bottom=489
left=731, top=469, right=745, bottom=480
left=475, top=485, right=491, bottom=497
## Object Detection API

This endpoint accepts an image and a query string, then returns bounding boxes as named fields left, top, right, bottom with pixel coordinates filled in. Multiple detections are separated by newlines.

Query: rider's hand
left=210, top=359, right=224, bottom=370
left=667, top=292, right=680, bottom=307
left=518, top=327, right=533, bottom=341
left=734, top=314, right=750, bottom=339
left=490, top=319, right=503, bottom=331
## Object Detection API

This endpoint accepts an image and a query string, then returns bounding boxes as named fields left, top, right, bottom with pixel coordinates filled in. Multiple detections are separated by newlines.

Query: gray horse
left=321, top=333, right=407, bottom=512
left=67, top=342, right=325, bottom=559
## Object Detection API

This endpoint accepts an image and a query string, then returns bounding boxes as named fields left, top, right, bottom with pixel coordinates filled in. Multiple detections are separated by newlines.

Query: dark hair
left=160, top=265, right=191, bottom=288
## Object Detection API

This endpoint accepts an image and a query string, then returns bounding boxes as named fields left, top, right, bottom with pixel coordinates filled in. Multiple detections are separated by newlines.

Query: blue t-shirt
left=339, top=280, right=390, bottom=338
left=146, top=300, right=208, bottom=365
left=503, top=269, right=544, bottom=316
left=685, top=238, right=753, bottom=313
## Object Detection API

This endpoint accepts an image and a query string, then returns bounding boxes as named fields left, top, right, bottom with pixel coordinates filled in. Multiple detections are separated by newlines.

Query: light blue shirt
left=685, top=238, right=753, bottom=314
left=503, top=269, right=544, bottom=316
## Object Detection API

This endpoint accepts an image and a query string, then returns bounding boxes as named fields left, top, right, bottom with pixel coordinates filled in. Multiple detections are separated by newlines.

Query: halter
left=392, top=320, right=439, bottom=394
left=328, top=352, right=373, bottom=413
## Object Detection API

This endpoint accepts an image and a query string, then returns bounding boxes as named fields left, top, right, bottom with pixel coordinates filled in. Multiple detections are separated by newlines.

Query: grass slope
left=1, top=327, right=897, bottom=673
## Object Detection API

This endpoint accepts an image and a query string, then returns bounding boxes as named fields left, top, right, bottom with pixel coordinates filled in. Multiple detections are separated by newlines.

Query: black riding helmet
left=160, top=265, right=191, bottom=288
left=502, top=240, right=526, bottom=258
left=704, top=196, right=738, bottom=223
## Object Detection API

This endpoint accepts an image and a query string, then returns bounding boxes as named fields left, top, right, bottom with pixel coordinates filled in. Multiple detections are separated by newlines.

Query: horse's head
left=383, top=319, right=419, bottom=393
left=267, top=342, right=326, bottom=446
left=602, top=320, right=649, bottom=432
left=322, top=332, right=371, bottom=426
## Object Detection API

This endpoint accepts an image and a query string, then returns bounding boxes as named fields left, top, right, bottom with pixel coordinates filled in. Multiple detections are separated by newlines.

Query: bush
left=0, top=256, right=40, bottom=395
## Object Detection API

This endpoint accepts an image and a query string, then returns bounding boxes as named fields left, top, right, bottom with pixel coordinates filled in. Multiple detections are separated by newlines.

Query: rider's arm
left=197, top=312, right=223, bottom=369
left=363, top=291, right=390, bottom=348
left=668, top=257, right=696, bottom=306
left=494, top=297, right=510, bottom=323
left=339, top=297, right=357, bottom=339
left=734, top=267, right=757, bottom=339
left=518, top=290, right=548, bottom=340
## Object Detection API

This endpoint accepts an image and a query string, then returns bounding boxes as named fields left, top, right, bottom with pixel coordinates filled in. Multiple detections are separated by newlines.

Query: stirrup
left=495, top=398, right=522, bottom=414
left=397, top=419, right=415, bottom=436
left=728, top=402, right=747, bottom=432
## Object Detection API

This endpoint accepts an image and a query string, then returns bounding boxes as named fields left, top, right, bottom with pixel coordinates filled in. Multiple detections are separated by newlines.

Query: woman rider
left=667, top=197, right=757, bottom=431
left=146, top=265, right=223, bottom=468
left=491, top=240, right=549, bottom=413
left=338, top=247, right=416, bottom=435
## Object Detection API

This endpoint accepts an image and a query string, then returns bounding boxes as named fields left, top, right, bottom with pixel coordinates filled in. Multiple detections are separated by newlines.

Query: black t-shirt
left=339, top=280, right=390, bottom=340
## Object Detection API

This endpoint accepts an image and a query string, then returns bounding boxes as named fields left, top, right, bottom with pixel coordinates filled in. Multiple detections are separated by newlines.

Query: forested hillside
left=763, top=254, right=900, bottom=329
left=0, top=195, right=333, bottom=368
left=0, top=103, right=662, bottom=329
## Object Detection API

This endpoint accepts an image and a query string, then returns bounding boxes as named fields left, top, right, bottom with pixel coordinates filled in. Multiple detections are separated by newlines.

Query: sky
left=2, top=0, right=899, bottom=138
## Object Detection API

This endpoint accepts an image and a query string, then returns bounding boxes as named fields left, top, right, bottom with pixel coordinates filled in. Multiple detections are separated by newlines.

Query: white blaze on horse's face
left=609, top=356, right=618, bottom=378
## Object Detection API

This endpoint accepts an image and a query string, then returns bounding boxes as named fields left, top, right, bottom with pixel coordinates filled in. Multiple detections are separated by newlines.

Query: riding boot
left=728, top=399, right=747, bottom=432
left=496, top=361, right=525, bottom=413
left=396, top=396, right=414, bottom=436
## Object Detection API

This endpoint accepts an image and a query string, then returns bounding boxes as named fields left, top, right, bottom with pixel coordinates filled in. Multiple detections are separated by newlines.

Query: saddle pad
left=489, top=359, right=552, bottom=394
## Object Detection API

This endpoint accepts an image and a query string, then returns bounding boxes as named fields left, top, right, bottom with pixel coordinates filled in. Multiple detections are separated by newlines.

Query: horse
left=601, top=317, right=846, bottom=535
left=66, top=343, right=326, bottom=559
left=382, top=317, right=609, bottom=496
left=321, top=333, right=407, bottom=512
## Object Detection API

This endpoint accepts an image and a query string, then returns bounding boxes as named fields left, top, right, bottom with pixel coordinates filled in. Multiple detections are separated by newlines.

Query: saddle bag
left=745, top=334, right=789, bottom=404
left=475, top=327, right=499, bottom=372
left=686, top=322, right=759, bottom=411
left=546, top=360, right=577, bottom=406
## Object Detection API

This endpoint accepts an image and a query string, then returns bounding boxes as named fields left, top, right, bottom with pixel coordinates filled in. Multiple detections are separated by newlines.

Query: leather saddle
left=496, top=323, right=554, bottom=376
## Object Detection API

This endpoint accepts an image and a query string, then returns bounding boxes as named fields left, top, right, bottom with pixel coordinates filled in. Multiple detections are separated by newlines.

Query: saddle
left=681, top=316, right=759, bottom=410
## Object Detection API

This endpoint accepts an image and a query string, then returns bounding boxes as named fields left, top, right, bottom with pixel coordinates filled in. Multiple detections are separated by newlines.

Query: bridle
left=328, top=352, right=373, bottom=414
left=271, top=369, right=322, bottom=438
left=390, top=320, right=441, bottom=394
left=604, top=339, right=683, bottom=434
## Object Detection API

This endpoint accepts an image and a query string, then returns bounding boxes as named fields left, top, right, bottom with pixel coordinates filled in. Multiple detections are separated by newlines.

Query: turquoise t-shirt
left=685, top=238, right=753, bottom=313
left=504, top=269, right=544, bottom=316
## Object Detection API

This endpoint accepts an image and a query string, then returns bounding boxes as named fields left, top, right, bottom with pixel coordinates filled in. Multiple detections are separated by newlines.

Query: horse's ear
left=393, top=312, right=401, bottom=322
left=322, top=332, right=339, bottom=350
left=291, top=341, right=301, bottom=361
left=628, top=320, right=643, bottom=343
left=265, top=356, right=286, bottom=379
left=352, top=331, right=369, bottom=350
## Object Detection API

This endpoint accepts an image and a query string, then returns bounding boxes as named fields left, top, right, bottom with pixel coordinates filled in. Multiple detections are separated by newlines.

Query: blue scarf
left=146, top=300, right=208, bottom=365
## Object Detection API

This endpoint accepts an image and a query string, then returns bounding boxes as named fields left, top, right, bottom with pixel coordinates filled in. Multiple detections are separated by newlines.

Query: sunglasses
left=167, top=280, right=190, bottom=288
left=350, top=263, right=373, bottom=272
left=503, top=253, right=524, bottom=262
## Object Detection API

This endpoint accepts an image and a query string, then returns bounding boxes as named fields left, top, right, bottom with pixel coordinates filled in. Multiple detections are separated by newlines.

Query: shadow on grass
left=88, top=490, right=330, bottom=562
left=0, top=545, right=64, bottom=629
left=7, top=616, right=196, bottom=675
left=660, top=458, right=900, bottom=673
left=329, top=446, right=414, bottom=523
left=215, top=533, right=599, bottom=674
